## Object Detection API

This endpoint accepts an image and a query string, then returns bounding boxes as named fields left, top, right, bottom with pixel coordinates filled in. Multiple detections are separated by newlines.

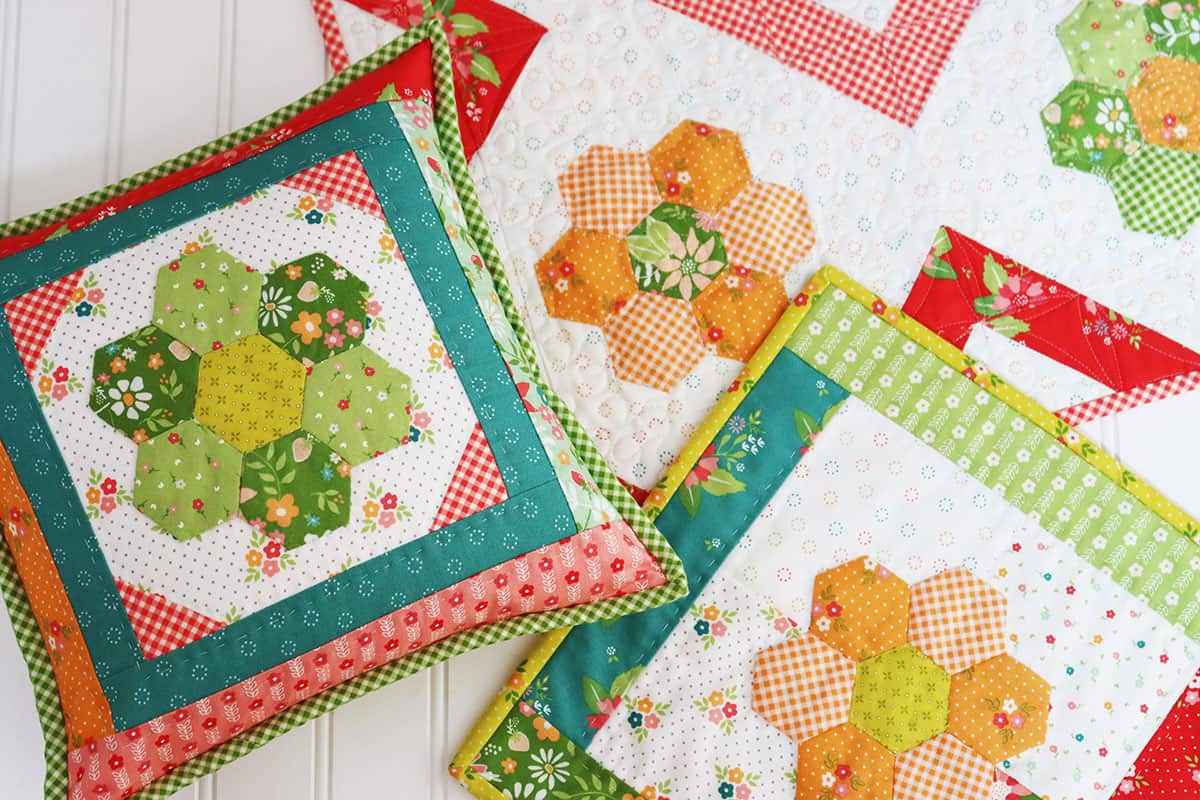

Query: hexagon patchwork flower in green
left=1043, top=0, right=1200, bottom=236
left=90, top=244, right=416, bottom=546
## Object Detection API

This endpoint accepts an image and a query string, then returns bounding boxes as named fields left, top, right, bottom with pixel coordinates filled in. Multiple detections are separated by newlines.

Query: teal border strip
left=524, top=352, right=848, bottom=745
left=0, top=104, right=573, bottom=730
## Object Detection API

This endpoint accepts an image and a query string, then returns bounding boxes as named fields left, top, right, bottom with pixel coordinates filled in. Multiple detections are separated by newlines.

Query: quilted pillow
left=0, top=22, right=683, bottom=800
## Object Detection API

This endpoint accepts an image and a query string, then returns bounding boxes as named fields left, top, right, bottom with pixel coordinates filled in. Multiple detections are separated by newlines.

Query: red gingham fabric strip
left=280, top=151, right=385, bottom=219
left=429, top=422, right=509, bottom=531
left=654, top=0, right=977, bottom=126
left=311, top=0, right=352, bottom=73
left=4, top=270, right=83, bottom=378
left=1055, top=369, right=1200, bottom=427
left=116, top=580, right=226, bottom=660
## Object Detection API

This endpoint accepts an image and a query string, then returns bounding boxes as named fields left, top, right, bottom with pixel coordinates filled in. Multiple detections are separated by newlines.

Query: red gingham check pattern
left=893, top=733, right=993, bottom=799
left=4, top=271, right=83, bottom=377
left=558, top=146, right=662, bottom=235
left=908, top=567, right=1007, bottom=675
left=602, top=292, right=707, bottom=393
left=751, top=633, right=856, bottom=742
left=280, top=151, right=385, bottom=219
left=311, top=0, right=352, bottom=73
left=1055, top=369, right=1200, bottom=428
left=116, top=579, right=226, bottom=660
left=429, top=422, right=509, bottom=531
left=654, top=0, right=978, bottom=126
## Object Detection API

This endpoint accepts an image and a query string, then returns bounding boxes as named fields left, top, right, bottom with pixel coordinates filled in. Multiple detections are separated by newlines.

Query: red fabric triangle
left=116, top=579, right=226, bottom=660
left=280, top=151, right=385, bottom=219
left=4, top=270, right=83, bottom=377
left=429, top=422, right=508, bottom=530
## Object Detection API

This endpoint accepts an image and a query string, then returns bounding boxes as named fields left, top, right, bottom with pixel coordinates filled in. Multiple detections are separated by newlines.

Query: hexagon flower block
left=90, top=244, right=410, bottom=546
left=542, top=119, right=815, bottom=393
left=1044, top=0, right=1200, bottom=236
left=751, top=556, right=1050, bottom=800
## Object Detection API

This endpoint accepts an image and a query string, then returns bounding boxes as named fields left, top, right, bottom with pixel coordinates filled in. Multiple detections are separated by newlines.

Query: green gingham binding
left=1108, top=144, right=1200, bottom=238
left=0, top=20, right=687, bottom=800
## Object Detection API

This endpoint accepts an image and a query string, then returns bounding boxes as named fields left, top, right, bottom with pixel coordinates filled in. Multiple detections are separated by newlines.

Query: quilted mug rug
left=453, top=266, right=1200, bottom=800
left=0, top=23, right=685, bottom=800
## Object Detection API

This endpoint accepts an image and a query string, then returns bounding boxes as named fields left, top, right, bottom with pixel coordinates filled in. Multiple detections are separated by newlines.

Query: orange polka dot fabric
left=809, top=556, right=911, bottom=661
left=535, top=229, right=637, bottom=326
left=646, top=121, right=752, bottom=212
left=1127, top=56, right=1200, bottom=153
left=692, top=270, right=789, bottom=361
left=0, top=441, right=114, bottom=741
left=750, top=556, right=1053, bottom=798
left=537, top=120, right=816, bottom=394
left=795, top=723, right=895, bottom=800
left=947, top=654, right=1052, bottom=763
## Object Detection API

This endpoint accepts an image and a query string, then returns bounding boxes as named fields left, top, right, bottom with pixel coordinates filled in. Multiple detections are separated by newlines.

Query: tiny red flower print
left=40, top=616, right=74, bottom=663
left=243, top=530, right=295, bottom=583
left=83, top=470, right=131, bottom=519
left=694, top=686, right=739, bottom=735
left=360, top=482, right=412, bottom=534
left=33, top=358, right=83, bottom=407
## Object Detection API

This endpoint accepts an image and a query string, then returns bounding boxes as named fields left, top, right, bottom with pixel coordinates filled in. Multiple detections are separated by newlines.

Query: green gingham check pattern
left=0, top=21, right=687, bottom=800
left=1107, top=144, right=1200, bottom=238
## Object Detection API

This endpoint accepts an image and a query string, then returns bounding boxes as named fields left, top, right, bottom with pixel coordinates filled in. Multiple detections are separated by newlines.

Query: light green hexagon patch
left=302, top=346, right=412, bottom=465
left=153, top=245, right=264, bottom=353
left=1057, top=0, right=1156, bottom=88
left=239, top=431, right=352, bottom=549
left=133, top=420, right=243, bottom=540
left=849, top=644, right=950, bottom=753
left=89, top=325, right=200, bottom=440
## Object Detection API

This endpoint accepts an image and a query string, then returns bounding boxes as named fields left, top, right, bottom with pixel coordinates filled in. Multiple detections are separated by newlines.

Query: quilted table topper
left=0, top=23, right=684, bottom=800
left=454, top=266, right=1200, bottom=800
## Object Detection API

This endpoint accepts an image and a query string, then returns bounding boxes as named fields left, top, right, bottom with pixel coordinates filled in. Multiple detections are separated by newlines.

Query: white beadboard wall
left=0, top=1, right=536, bottom=797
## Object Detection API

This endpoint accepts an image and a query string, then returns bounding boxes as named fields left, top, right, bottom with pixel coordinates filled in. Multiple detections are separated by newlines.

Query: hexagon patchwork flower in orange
left=543, top=120, right=815, bottom=392
left=751, top=556, right=1051, bottom=800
